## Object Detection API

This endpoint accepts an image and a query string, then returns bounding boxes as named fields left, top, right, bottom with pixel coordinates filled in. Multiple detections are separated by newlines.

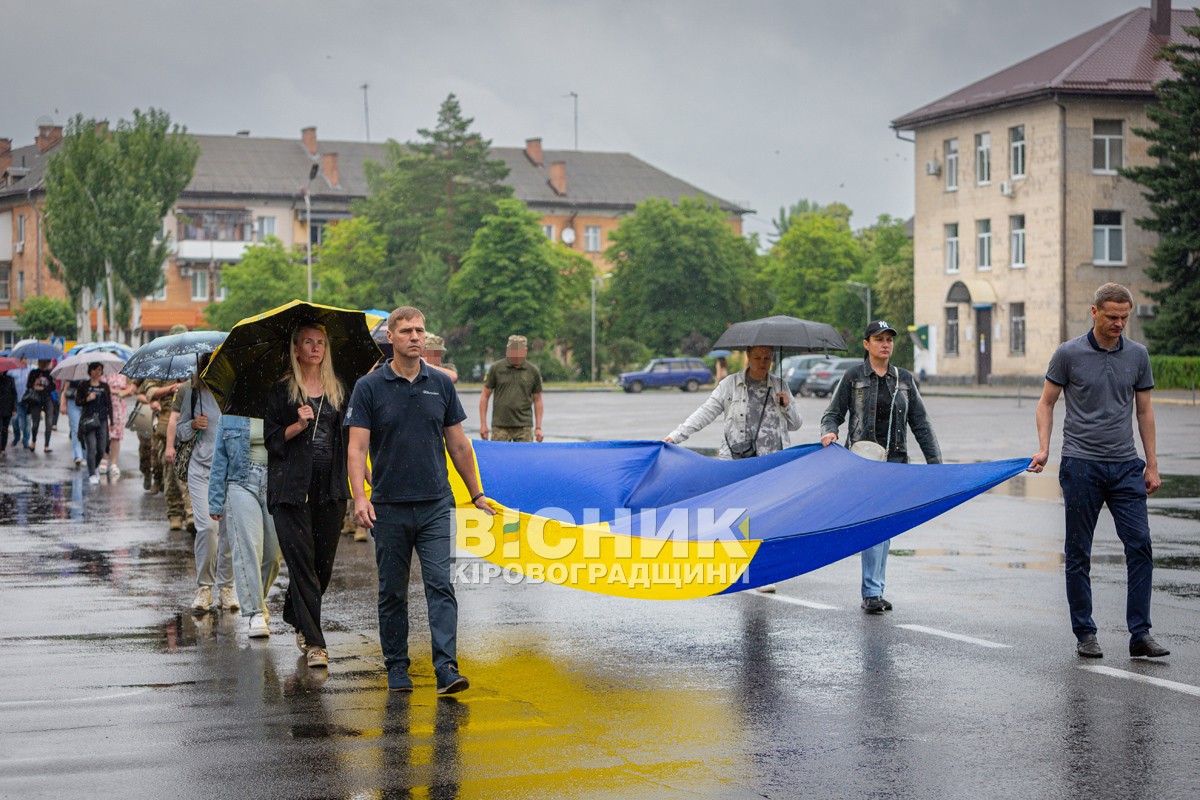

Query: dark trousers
left=273, top=491, right=346, bottom=650
left=1059, top=456, right=1155, bottom=642
left=0, top=415, right=8, bottom=451
left=28, top=397, right=53, bottom=448
left=372, top=496, right=458, bottom=678
left=80, top=421, right=109, bottom=477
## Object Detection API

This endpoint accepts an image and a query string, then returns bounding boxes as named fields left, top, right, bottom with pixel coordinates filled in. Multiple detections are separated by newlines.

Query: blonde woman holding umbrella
left=264, top=324, right=351, bottom=670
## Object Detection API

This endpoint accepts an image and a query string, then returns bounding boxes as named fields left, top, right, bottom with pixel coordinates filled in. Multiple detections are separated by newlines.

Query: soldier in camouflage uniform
left=148, top=324, right=193, bottom=531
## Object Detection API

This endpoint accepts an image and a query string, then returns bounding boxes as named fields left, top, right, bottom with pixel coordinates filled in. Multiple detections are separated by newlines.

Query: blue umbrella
left=66, top=341, right=136, bottom=359
left=706, top=349, right=733, bottom=359
left=10, top=341, right=64, bottom=361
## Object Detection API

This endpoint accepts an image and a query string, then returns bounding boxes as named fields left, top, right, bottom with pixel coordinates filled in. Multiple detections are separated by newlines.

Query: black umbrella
left=713, top=315, right=847, bottom=352
left=201, top=300, right=381, bottom=416
left=371, top=318, right=392, bottom=360
left=120, top=331, right=228, bottom=380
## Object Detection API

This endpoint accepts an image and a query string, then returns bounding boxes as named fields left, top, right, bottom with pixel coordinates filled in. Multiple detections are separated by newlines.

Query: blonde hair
left=287, top=324, right=345, bottom=409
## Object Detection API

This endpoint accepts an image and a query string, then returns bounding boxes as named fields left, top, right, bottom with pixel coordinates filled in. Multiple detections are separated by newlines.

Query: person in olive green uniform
left=479, top=335, right=544, bottom=443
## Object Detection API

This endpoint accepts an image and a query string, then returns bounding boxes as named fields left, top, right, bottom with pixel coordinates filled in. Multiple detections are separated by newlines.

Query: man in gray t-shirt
left=1028, top=282, right=1168, bottom=660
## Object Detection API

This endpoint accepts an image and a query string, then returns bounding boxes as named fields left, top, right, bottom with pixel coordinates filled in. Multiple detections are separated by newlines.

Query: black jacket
left=820, top=362, right=941, bottom=464
left=264, top=379, right=349, bottom=510
left=74, top=379, right=114, bottom=426
left=0, top=374, right=16, bottom=418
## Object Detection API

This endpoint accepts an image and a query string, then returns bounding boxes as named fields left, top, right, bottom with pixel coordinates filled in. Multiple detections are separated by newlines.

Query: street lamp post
left=846, top=280, right=872, bottom=327
left=590, top=273, right=611, bottom=383
left=303, top=163, right=319, bottom=303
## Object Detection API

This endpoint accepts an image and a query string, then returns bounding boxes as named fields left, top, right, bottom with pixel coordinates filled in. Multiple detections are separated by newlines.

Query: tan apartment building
left=0, top=125, right=747, bottom=343
left=892, top=1, right=1189, bottom=383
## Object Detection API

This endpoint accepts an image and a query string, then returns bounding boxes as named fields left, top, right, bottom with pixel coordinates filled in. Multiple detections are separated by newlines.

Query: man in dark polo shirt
left=1029, top=282, right=1168, bottom=660
left=479, top=334, right=544, bottom=442
left=346, top=306, right=493, bottom=694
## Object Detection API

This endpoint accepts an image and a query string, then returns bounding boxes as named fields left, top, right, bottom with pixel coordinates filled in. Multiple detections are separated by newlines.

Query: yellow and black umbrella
left=201, top=300, right=382, bottom=415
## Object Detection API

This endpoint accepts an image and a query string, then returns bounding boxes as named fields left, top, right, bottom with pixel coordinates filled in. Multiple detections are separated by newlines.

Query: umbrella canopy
left=66, top=341, right=136, bottom=359
left=201, top=300, right=382, bottom=415
left=10, top=341, right=64, bottom=361
left=51, top=351, right=127, bottom=383
left=370, top=318, right=393, bottom=360
left=713, top=315, right=846, bottom=353
left=121, top=331, right=228, bottom=381
left=0, top=356, right=24, bottom=372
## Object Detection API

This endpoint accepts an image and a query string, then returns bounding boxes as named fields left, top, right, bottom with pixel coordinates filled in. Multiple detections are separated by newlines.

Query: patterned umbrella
left=66, top=340, right=136, bottom=359
left=201, top=300, right=381, bottom=416
left=120, top=331, right=228, bottom=380
left=10, top=341, right=64, bottom=361
left=51, top=351, right=126, bottom=382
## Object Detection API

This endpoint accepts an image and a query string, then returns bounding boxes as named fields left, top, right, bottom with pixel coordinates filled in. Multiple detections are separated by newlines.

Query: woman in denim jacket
left=820, top=321, right=942, bottom=614
left=209, top=414, right=281, bottom=638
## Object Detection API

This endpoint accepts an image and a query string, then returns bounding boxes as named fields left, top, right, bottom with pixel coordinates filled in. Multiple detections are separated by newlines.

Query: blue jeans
left=1059, top=456, right=1154, bottom=642
left=372, top=495, right=458, bottom=678
left=11, top=405, right=28, bottom=446
left=66, top=402, right=84, bottom=462
left=861, top=540, right=890, bottom=598
left=225, top=463, right=281, bottom=616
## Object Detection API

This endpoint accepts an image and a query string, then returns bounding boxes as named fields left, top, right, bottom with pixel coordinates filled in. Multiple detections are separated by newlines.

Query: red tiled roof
left=892, top=8, right=1197, bottom=129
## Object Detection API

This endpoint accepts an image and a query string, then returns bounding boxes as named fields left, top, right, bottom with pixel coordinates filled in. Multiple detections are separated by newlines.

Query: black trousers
left=28, top=397, right=54, bottom=448
left=80, top=422, right=109, bottom=477
left=273, top=477, right=346, bottom=650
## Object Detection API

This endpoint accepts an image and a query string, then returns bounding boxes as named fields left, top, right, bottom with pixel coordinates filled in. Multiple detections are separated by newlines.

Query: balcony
left=174, top=240, right=253, bottom=262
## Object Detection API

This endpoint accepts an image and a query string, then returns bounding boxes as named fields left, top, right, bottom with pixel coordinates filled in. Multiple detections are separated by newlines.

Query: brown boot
left=354, top=527, right=369, bottom=542
left=168, top=516, right=183, bottom=531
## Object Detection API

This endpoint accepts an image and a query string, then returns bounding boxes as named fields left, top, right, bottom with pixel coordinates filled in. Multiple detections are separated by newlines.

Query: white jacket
left=668, top=370, right=802, bottom=459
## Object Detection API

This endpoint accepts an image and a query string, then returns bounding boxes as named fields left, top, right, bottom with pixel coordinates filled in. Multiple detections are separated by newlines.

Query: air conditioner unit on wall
left=1136, top=303, right=1157, bottom=318
left=925, top=160, right=941, bottom=176
left=14, top=241, right=23, bottom=254
left=999, top=181, right=1014, bottom=197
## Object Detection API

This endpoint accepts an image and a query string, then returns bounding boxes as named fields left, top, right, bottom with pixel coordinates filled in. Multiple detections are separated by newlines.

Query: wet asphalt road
left=2, top=391, right=1199, bottom=799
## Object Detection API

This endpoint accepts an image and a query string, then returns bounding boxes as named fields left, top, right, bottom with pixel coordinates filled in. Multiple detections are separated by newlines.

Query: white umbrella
left=50, top=351, right=126, bottom=383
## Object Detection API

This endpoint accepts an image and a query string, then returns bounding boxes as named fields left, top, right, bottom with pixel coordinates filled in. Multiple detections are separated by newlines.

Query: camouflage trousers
left=153, top=429, right=192, bottom=521
left=490, top=426, right=533, bottom=442
left=139, top=434, right=155, bottom=484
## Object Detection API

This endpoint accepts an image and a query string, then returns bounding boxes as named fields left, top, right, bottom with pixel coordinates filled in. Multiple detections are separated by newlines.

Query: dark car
left=804, top=357, right=863, bottom=397
left=618, top=358, right=713, bottom=393
left=781, top=354, right=831, bottom=396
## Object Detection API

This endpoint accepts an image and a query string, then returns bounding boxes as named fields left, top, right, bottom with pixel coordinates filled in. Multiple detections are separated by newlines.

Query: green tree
left=15, top=296, right=77, bottom=340
left=356, top=94, right=512, bottom=329
left=204, top=238, right=305, bottom=330
left=860, top=215, right=915, bottom=367
left=772, top=199, right=853, bottom=241
left=1123, top=11, right=1200, bottom=355
left=548, top=243, right=597, bottom=379
left=605, top=197, right=757, bottom=355
left=43, top=110, right=199, bottom=340
left=447, top=198, right=561, bottom=359
left=310, top=217, right=388, bottom=310
left=761, top=208, right=863, bottom=345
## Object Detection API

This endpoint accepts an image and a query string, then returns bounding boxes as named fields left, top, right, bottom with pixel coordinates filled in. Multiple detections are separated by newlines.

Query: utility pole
left=846, top=280, right=872, bottom=327
left=360, top=82, right=371, bottom=142
left=565, top=91, right=579, bottom=150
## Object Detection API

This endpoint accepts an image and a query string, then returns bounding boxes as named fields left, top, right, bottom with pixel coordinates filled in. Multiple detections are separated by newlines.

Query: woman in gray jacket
left=175, top=362, right=234, bottom=614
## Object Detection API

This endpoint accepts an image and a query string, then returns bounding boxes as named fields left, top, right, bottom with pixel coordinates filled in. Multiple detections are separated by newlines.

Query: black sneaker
left=880, top=597, right=894, bottom=611
left=861, top=596, right=886, bottom=614
left=436, top=667, right=469, bottom=695
left=1129, top=635, right=1169, bottom=658
left=1076, top=634, right=1103, bottom=658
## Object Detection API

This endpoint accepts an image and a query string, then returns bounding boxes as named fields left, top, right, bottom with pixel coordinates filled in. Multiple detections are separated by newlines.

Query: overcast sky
left=5, top=0, right=1145, bottom=241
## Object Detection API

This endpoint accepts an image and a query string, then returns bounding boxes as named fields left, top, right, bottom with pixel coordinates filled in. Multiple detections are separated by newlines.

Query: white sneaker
left=247, top=612, right=270, bottom=638
left=218, top=586, right=240, bottom=611
left=88, top=474, right=100, bottom=485
left=754, top=584, right=778, bottom=593
left=98, top=462, right=109, bottom=474
left=191, top=586, right=213, bottom=612
left=110, top=466, right=121, bottom=479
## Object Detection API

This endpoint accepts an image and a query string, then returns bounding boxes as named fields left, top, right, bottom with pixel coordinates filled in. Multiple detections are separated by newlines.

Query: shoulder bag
left=174, top=388, right=200, bottom=484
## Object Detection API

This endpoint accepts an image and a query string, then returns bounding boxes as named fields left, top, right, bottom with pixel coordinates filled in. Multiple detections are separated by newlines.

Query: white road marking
left=757, top=593, right=840, bottom=610
left=1079, top=665, right=1200, bottom=698
left=0, top=688, right=151, bottom=707
left=895, top=624, right=1011, bottom=649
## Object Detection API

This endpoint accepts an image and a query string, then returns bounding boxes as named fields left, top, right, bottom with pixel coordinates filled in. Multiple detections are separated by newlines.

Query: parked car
left=618, top=358, right=713, bottom=393
left=804, top=357, right=863, bottom=397
left=780, top=354, right=831, bottom=396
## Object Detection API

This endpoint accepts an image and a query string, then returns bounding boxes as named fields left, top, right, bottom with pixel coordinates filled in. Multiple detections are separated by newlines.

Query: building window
left=179, top=208, right=254, bottom=242
left=16, top=214, right=25, bottom=247
left=1009, top=125, right=1026, bottom=178
left=215, top=272, right=227, bottom=302
left=1093, top=210, right=1124, bottom=265
left=1010, top=302, right=1026, bottom=354
left=976, top=219, right=992, bottom=270
left=542, top=224, right=555, bottom=241
left=585, top=225, right=602, bottom=253
left=945, top=139, right=958, bottom=191
left=257, top=216, right=276, bottom=241
left=191, top=270, right=209, bottom=301
left=975, top=132, right=991, bottom=185
left=1093, top=120, right=1123, bottom=173
left=16, top=271, right=24, bottom=301
left=945, top=223, right=959, bottom=273
left=309, top=221, right=325, bottom=248
left=1010, top=215, right=1026, bottom=268
left=0, top=266, right=9, bottom=305
left=149, top=279, right=166, bottom=302
left=945, top=307, right=959, bottom=355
